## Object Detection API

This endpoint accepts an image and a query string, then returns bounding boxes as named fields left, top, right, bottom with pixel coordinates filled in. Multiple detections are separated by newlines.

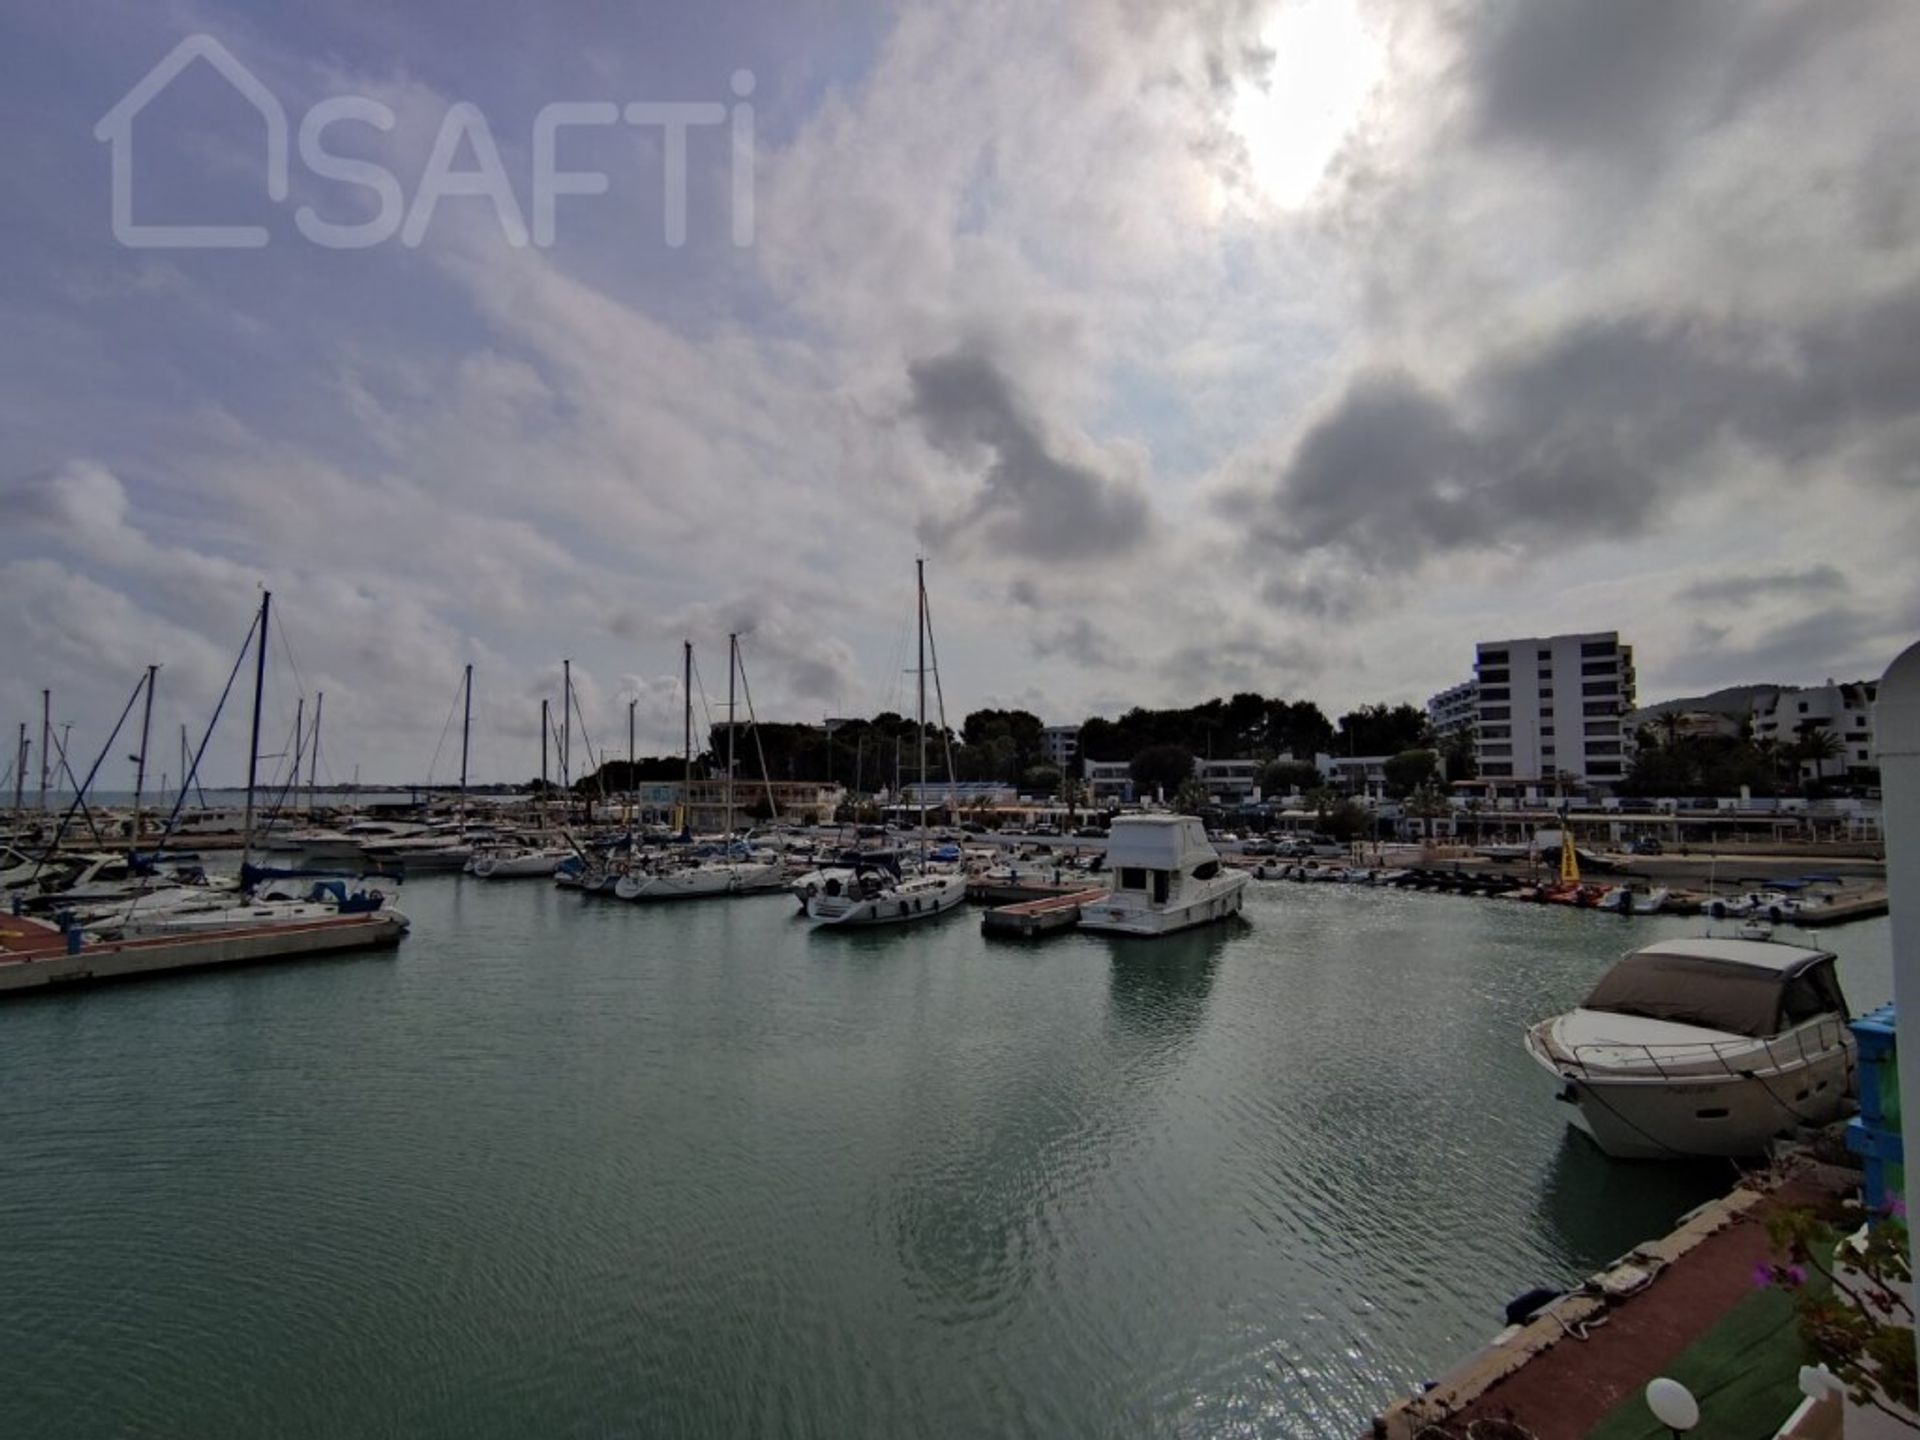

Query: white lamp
left=1646, top=1377, right=1699, bottom=1434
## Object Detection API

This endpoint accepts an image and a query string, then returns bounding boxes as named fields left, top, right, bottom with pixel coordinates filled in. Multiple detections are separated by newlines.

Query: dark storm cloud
left=909, top=349, right=1152, bottom=562
left=1667, top=603, right=1919, bottom=691
left=1678, top=565, right=1847, bottom=607
left=1467, top=0, right=1871, bottom=160
left=1029, top=615, right=1130, bottom=671
left=1237, top=290, right=1920, bottom=602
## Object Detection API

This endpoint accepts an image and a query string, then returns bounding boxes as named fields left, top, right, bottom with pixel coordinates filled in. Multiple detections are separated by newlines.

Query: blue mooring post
left=57, top=909, right=80, bottom=955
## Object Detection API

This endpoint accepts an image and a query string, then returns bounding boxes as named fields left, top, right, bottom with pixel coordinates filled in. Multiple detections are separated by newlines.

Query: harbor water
left=0, top=879, right=1892, bottom=1438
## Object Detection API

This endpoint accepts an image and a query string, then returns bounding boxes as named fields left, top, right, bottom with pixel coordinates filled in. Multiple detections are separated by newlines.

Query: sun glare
left=1229, top=0, right=1384, bottom=209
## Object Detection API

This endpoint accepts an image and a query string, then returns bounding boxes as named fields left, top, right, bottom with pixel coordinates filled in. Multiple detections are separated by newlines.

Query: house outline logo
left=94, top=34, right=288, bottom=249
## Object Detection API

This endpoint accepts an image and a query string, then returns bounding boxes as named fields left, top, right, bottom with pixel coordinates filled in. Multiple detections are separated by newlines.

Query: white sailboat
left=808, top=560, right=966, bottom=927
left=617, top=638, right=783, bottom=902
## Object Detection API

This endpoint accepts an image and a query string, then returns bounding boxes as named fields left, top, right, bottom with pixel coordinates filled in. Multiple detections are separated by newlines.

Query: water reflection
left=1536, top=1129, right=1735, bottom=1274
left=1102, top=921, right=1234, bottom=1042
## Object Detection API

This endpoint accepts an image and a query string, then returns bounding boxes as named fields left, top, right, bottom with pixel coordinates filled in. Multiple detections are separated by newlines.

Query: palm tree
left=1172, top=779, right=1210, bottom=815
left=1061, top=775, right=1087, bottom=825
left=1796, top=727, right=1844, bottom=785
left=1657, top=709, right=1682, bottom=750
left=1408, top=781, right=1450, bottom=838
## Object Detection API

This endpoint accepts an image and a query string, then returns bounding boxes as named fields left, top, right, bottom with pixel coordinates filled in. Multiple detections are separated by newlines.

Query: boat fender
left=1503, top=1287, right=1562, bottom=1326
left=1707, top=900, right=1727, bottom=919
left=824, top=878, right=842, bottom=897
left=1767, top=905, right=1785, bottom=924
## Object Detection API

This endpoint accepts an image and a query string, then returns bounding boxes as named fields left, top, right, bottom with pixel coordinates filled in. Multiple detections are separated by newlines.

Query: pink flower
left=1785, top=1264, right=1808, bottom=1287
left=1753, top=1262, right=1775, bottom=1289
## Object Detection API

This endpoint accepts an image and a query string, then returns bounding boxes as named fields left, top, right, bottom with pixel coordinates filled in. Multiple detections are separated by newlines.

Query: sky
left=3, top=0, right=1917, bottom=788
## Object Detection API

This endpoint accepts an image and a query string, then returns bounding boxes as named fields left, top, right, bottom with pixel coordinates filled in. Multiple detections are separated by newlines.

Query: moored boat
left=1076, top=815, right=1248, bottom=937
left=1524, top=936, right=1855, bottom=1159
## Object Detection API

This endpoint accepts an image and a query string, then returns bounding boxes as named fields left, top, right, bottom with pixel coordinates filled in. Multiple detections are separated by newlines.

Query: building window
left=1480, top=763, right=1513, bottom=777
left=1480, top=707, right=1511, bottom=722
left=1585, top=741, right=1622, bottom=756
left=1477, top=667, right=1509, bottom=684
left=1858, top=749, right=1872, bottom=762
left=1479, top=743, right=1512, bottom=757
left=1479, top=725, right=1511, bottom=739
left=1479, top=648, right=1509, bottom=665
left=1540, top=725, right=1554, bottom=736
left=1537, top=648, right=1551, bottom=659
left=1582, top=680, right=1618, bottom=696
left=1584, top=720, right=1617, bottom=735
left=1583, top=701, right=1617, bottom=717
left=1479, top=686, right=1510, bottom=702
left=1588, top=760, right=1623, bottom=776
left=1581, top=660, right=1617, bottom=676
left=1798, top=701, right=1809, bottom=712
left=1581, top=640, right=1616, bottom=656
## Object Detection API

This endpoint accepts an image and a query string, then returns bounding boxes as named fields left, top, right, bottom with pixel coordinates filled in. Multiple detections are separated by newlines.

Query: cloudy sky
left=3, top=0, right=1917, bottom=787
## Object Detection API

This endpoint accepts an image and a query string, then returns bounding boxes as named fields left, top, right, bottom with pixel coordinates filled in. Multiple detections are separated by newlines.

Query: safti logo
left=95, top=34, right=756, bottom=251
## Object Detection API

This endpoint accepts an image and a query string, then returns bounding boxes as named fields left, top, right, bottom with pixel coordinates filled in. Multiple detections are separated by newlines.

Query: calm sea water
left=0, top=880, right=1891, bottom=1439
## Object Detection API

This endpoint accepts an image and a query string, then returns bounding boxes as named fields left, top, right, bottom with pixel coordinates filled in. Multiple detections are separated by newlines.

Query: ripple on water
left=0, top=874, right=1893, bottom=1439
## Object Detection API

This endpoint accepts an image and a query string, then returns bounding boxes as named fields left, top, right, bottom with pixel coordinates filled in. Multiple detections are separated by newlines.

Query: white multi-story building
left=1472, top=631, right=1636, bottom=787
left=1040, top=724, right=1080, bottom=771
left=1427, top=680, right=1479, bottom=739
left=1751, top=681, right=1879, bottom=778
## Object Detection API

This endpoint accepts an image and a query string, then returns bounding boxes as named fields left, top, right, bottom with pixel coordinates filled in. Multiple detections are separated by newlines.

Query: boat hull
left=1527, top=1030, right=1854, bottom=1159
left=806, top=875, right=967, bottom=926
left=1076, top=872, right=1248, bottom=937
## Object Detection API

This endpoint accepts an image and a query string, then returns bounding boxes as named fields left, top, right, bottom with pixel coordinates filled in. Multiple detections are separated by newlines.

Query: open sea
left=0, top=877, right=1891, bottom=1438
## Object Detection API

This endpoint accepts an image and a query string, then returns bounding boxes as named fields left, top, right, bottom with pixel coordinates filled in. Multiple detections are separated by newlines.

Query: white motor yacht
left=1525, top=936, right=1855, bottom=1159
left=1077, top=816, right=1248, bottom=937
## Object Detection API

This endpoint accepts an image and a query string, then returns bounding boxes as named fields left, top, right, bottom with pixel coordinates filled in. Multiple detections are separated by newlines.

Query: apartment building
left=1040, top=725, right=1081, bottom=771
left=1473, top=632, right=1636, bottom=787
left=1751, top=681, right=1879, bottom=777
left=1426, top=680, right=1479, bottom=739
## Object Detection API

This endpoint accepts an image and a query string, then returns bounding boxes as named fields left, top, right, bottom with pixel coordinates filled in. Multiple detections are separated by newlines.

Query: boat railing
left=1546, top=1016, right=1852, bottom=1083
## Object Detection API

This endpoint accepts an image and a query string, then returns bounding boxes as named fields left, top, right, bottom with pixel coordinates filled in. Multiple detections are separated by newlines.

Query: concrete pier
left=0, top=911, right=407, bottom=996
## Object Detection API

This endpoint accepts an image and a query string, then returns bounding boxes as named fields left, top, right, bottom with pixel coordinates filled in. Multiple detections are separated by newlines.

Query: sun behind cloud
left=1229, top=0, right=1386, bottom=209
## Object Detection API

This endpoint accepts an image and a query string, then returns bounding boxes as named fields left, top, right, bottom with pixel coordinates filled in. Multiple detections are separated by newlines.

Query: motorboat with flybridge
left=1524, top=936, right=1855, bottom=1159
left=1076, top=815, right=1248, bottom=936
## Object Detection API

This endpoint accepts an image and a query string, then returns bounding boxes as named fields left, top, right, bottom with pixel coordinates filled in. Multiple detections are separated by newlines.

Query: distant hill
left=1628, top=684, right=1787, bottom=726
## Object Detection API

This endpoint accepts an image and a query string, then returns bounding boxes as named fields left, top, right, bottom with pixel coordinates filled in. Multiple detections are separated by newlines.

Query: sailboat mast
left=308, top=691, right=323, bottom=815
left=132, top=664, right=157, bottom=847
left=12, top=723, right=25, bottom=816
left=682, top=640, right=693, bottom=832
left=916, top=558, right=927, bottom=846
left=561, top=658, right=572, bottom=793
left=241, top=590, right=272, bottom=865
left=459, top=663, right=473, bottom=823
left=39, top=688, right=50, bottom=812
left=726, top=633, right=738, bottom=839
left=289, top=693, right=304, bottom=835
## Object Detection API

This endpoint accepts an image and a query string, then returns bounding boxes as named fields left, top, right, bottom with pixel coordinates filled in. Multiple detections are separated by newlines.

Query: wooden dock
left=980, top=887, right=1108, bottom=938
left=0, top=911, right=408, bottom=996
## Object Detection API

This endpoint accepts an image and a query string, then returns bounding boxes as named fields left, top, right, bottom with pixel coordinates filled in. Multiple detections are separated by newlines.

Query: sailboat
left=1541, top=826, right=1595, bottom=905
left=615, top=638, right=783, bottom=901
left=807, top=560, right=967, bottom=927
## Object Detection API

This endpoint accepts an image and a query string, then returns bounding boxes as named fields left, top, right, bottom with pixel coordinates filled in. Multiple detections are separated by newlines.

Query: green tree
left=1335, top=703, right=1431, bottom=756
left=1130, top=744, right=1195, bottom=796
left=1172, top=778, right=1211, bottom=815
left=1021, top=764, right=1062, bottom=797
left=1796, top=727, right=1844, bottom=785
left=1258, top=759, right=1321, bottom=797
left=1323, top=798, right=1369, bottom=843
left=1406, top=780, right=1451, bottom=833
left=1382, top=748, right=1440, bottom=799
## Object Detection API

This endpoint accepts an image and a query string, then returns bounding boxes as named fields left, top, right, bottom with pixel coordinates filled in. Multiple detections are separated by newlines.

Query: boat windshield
left=1583, top=953, right=1845, bottom=1039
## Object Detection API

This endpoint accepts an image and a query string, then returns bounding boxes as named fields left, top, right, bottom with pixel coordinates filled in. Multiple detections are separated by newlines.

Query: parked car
left=1627, top=837, right=1664, bottom=856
